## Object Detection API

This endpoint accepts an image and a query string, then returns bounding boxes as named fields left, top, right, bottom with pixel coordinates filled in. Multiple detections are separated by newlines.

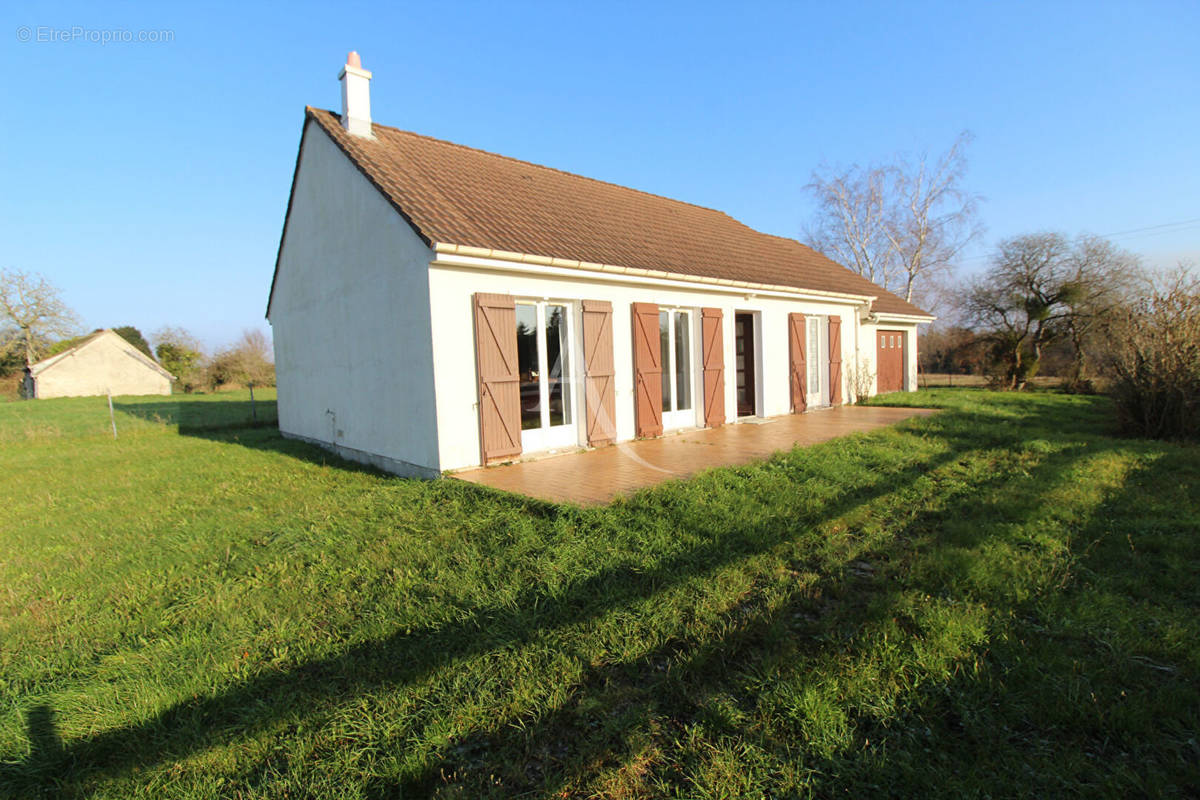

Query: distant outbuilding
left=22, top=329, right=174, bottom=399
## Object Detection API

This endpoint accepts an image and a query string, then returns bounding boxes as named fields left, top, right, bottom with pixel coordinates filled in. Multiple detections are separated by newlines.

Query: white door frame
left=734, top=310, right=763, bottom=418
left=805, top=315, right=830, bottom=408
left=516, top=299, right=580, bottom=453
left=660, top=307, right=701, bottom=431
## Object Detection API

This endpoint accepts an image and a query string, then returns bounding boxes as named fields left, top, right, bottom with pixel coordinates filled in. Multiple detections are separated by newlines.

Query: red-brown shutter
left=828, top=315, right=844, bottom=406
left=789, top=313, right=807, bottom=413
left=631, top=302, right=663, bottom=438
left=582, top=300, right=616, bottom=447
left=473, top=293, right=522, bottom=464
left=701, top=308, right=725, bottom=428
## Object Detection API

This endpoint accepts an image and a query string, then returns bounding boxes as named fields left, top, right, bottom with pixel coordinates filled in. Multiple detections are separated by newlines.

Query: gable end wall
left=268, top=121, right=440, bottom=476
left=33, top=333, right=171, bottom=398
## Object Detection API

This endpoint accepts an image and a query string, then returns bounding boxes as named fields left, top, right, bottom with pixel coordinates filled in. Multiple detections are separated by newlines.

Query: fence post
left=107, top=389, right=117, bottom=439
left=249, top=383, right=256, bottom=423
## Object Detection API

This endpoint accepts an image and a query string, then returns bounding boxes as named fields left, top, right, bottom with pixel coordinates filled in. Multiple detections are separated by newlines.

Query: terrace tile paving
left=454, top=405, right=935, bottom=505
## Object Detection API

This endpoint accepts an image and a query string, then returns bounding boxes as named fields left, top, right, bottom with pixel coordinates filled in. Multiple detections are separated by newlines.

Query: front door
left=515, top=301, right=578, bottom=452
left=735, top=312, right=756, bottom=416
left=659, top=308, right=696, bottom=430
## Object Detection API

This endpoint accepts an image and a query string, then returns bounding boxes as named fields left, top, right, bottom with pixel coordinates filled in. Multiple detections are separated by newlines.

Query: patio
left=454, top=405, right=935, bottom=505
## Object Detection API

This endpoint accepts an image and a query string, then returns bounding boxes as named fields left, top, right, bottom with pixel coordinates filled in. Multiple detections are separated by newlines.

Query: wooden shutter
left=701, top=308, right=725, bottom=428
left=788, top=313, right=807, bottom=413
left=582, top=300, right=616, bottom=447
left=473, top=293, right=522, bottom=464
left=631, top=302, right=663, bottom=438
left=828, top=315, right=844, bottom=406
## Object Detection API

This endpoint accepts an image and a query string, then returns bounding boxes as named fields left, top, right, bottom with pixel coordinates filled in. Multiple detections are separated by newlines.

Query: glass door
left=515, top=301, right=577, bottom=452
left=659, top=309, right=696, bottom=430
left=805, top=316, right=828, bottom=408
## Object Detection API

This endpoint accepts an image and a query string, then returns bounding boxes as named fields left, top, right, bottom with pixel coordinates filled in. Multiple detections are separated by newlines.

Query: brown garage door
left=876, top=329, right=905, bottom=393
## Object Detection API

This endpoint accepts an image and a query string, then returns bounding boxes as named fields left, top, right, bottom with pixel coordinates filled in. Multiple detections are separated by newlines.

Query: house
left=267, top=53, right=933, bottom=478
left=23, top=329, right=174, bottom=399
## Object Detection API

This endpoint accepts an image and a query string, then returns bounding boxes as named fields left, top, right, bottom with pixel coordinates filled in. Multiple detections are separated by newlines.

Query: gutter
left=867, top=311, right=938, bottom=324
left=432, top=242, right=880, bottom=307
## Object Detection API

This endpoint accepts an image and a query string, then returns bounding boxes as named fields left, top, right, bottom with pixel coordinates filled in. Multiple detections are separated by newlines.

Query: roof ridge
left=307, top=107, right=744, bottom=222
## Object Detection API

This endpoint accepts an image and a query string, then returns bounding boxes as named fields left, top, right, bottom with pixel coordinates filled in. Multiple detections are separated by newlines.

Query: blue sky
left=3, top=1, right=1197, bottom=348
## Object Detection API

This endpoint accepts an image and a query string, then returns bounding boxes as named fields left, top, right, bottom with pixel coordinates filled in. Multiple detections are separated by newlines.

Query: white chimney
left=339, top=51, right=372, bottom=137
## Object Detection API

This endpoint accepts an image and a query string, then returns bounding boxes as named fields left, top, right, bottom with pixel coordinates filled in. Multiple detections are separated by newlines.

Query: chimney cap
left=346, top=51, right=362, bottom=69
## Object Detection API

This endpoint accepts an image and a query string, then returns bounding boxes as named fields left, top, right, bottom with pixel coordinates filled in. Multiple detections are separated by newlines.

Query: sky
left=2, top=1, right=1197, bottom=349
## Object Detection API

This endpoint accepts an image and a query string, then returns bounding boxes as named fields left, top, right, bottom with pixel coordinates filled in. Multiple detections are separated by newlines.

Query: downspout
left=853, top=300, right=869, bottom=402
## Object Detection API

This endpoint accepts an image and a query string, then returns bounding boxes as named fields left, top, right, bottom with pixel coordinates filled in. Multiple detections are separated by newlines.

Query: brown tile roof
left=302, top=107, right=930, bottom=317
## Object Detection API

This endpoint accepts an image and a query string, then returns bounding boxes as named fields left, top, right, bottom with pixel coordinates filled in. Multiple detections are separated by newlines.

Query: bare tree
left=805, top=132, right=982, bottom=305
left=151, top=325, right=206, bottom=356
left=1060, top=235, right=1141, bottom=388
left=966, top=234, right=1074, bottom=389
left=883, top=133, right=983, bottom=304
left=0, top=269, right=81, bottom=364
left=805, top=165, right=898, bottom=290
left=966, top=233, right=1140, bottom=390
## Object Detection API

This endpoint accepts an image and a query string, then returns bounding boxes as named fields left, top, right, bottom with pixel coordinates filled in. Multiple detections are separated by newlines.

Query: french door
left=659, top=309, right=696, bottom=430
left=515, top=301, right=577, bottom=452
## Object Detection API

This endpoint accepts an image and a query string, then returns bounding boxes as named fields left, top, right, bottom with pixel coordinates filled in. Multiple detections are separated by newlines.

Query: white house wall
left=428, top=260, right=876, bottom=472
left=268, top=121, right=440, bottom=477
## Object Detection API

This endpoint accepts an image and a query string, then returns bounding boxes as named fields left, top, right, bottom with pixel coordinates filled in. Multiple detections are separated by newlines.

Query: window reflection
left=516, top=303, right=540, bottom=430
left=660, top=311, right=671, bottom=413
left=545, top=304, right=571, bottom=427
left=674, top=311, right=691, bottom=411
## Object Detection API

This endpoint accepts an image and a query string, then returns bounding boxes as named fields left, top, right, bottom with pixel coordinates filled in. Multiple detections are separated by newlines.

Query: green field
left=1, top=389, right=1197, bottom=798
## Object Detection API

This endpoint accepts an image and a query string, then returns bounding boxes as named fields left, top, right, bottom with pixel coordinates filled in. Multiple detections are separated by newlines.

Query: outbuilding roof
left=285, top=107, right=931, bottom=318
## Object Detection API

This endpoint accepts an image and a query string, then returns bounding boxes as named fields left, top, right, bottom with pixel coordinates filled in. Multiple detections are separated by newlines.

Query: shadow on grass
left=113, top=399, right=278, bottom=434
left=8, top=396, right=1181, bottom=797
left=373, top=426, right=1148, bottom=796
left=0, top=417, right=986, bottom=797
left=818, top=443, right=1200, bottom=798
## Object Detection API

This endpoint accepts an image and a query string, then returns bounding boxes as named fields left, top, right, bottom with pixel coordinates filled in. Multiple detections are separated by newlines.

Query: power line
left=955, top=215, right=1200, bottom=266
left=1102, top=216, right=1200, bottom=237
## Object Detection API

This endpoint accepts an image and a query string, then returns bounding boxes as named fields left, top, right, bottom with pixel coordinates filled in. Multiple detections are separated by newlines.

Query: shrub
left=845, top=355, right=876, bottom=404
left=152, top=327, right=207, bottom=394
left=1104, top=272, right=1200, bottom=440
left=205, top=329, right=275, bottom=390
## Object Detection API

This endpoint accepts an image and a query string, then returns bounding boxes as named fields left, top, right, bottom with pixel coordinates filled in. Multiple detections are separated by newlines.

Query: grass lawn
left=0, top=388, right=277, bottom=441
left=1, top=389, right=1197, bottom=798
